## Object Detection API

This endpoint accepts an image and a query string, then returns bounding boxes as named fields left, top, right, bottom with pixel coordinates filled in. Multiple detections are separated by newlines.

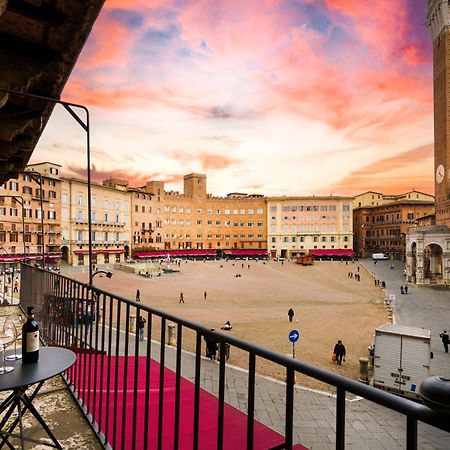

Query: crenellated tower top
left=427, top=0, right=450, bottom=41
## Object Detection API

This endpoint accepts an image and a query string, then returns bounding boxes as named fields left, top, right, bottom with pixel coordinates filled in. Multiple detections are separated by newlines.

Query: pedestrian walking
left=333, top=340, right=346, bottom=365
left=440, top=330, right=449, bottom=353
left=136, top=289, right=141, bottom=302
left=138, top=315, right=146, bottom=341
left=13, top=281, right=18, bottom=293
left=204, top=291, right=207, bottom=300
left=179, top=292, right=184, bottom=303
left=288, top=308, right=294, bottom=322
left=404, top=285, right=408, bottom=294
left=400, top=286, right=404, bottom=295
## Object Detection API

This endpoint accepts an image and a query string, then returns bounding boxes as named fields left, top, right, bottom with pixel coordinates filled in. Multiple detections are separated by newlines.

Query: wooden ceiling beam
left=7, top=0, right=67, bottom=27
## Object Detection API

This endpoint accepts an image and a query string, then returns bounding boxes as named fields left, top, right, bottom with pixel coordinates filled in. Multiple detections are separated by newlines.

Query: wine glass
left=0, top=327, right=15, bottom=374
left=4, top=317, right=21, bottom=361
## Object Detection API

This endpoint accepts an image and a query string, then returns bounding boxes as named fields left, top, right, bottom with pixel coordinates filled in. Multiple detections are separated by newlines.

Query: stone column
left=359, top=357, right=369, bottom=384
left=129, top=314, right=136, bottom=333
left=168, top=323, right=176, bottom=346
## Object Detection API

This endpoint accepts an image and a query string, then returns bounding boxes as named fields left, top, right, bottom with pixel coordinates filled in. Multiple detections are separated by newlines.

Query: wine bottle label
left=26, top=331, right=39, bottom=352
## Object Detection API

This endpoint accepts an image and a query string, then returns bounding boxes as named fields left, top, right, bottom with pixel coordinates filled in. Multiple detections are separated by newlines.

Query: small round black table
left=0, top=346, right=76, bottom=449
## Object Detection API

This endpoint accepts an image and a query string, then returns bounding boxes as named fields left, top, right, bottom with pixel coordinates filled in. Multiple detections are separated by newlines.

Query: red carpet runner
left=70, top=354, right=307, bottom=449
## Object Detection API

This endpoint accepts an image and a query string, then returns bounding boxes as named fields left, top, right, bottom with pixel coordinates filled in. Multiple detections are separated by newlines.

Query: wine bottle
left=22, top=306, right=39, bottom=364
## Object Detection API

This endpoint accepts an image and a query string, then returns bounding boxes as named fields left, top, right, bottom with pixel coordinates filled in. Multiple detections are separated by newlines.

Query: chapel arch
left=423, top=243, right=443, bottom=283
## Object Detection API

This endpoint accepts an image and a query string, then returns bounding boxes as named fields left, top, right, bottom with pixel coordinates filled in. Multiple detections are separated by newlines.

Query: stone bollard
left=359, top=357, right=369, bottom=384
left=167, top=323, right=176, bottom=346
left=129, top=314, right=136, bottom=333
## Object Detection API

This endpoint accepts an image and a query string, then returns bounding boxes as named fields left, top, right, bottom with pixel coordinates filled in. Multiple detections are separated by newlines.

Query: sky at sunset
left=33, top=0, right=435, bottom=197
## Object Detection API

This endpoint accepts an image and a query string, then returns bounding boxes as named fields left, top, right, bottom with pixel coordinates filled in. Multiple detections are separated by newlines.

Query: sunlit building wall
left=60, top=178, right=131, bottom=266
left=141, top=174, right=267, bottom=253
left=0, top=162, right=62, bottom=266
left=266, top=196, right=353, bottom=259
left=353, top=193, right=435, bottom=260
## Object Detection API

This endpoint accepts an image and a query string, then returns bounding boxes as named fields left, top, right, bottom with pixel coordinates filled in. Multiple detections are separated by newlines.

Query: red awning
left=0, top=255, right=29, bottom=262
left=45, top=254, right=62, bottom=261
left=134, top=249, right=216, bottom=258
left=223, top=249, right=268, bottom=256
left=308, top=249, right=354, bottom=257
left=73, top=249, right=125, bottom=255
left=0, top=253, right=61, bottom=262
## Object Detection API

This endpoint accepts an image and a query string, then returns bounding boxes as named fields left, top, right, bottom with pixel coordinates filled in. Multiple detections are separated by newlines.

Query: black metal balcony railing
left=19, top=265, right=450, bottom=450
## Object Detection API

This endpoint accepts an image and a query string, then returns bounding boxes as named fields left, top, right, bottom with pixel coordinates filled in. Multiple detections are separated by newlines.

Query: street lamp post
left=92, top=270, right=113, bottom=281
left=0, top=87, right=93, bottom=284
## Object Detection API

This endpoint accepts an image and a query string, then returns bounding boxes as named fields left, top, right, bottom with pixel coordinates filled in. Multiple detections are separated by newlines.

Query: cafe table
left=0, top=346, right=76, bottom=449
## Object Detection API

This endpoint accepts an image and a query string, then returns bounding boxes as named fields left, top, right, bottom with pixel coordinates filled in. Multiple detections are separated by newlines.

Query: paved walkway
left=95, top=256, right=450, bottom=450
left=363, top=258, right=450, bottom=377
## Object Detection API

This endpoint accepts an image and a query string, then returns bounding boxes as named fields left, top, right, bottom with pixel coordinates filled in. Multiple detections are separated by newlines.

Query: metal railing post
left=336, top=386, right=346, bottom=450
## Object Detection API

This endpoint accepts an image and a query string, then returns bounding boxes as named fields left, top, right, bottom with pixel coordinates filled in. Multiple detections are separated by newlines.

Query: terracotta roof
left=0, top=0, right=105, bottom=183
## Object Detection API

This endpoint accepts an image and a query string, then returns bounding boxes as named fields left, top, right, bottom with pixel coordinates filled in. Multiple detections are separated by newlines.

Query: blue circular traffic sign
left=289, top=330, right=300, bottom=343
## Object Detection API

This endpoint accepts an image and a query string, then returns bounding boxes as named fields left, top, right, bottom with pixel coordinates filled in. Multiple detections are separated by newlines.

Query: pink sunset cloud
left=198, top=152, right=239, bottom=170
left=171, top=150, right=240, bottom=171
left=320, top=0, right=430, bottom=65
left=66, top=164, right=184, bottom=188
left=328, top=144, right=434, bottom=195
left=47, top=0, right=435, bottom=197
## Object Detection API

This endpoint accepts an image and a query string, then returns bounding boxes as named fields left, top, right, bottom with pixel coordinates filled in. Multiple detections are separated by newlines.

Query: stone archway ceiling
left=0, top=0, right=105, bottom=183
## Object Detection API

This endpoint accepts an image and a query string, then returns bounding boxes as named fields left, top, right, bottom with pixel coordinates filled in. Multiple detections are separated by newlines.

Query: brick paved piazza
left=68, top=259, right=387, bottom=390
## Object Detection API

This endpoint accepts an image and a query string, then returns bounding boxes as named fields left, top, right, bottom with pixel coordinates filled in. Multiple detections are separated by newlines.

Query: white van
left=372, top=324, right=431, bottom=399
left=372, top=253, right=389, bottom=260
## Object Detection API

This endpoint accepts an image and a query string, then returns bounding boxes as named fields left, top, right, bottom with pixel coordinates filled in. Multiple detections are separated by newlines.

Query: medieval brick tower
left=427, top=0, right=450, bottom=226
left=404, top=2, right=450, bottom=285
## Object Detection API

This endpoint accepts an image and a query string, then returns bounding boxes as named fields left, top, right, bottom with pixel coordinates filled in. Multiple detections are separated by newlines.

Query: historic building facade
left=60, top=178, right=131, bottom=266
left=137, top=174, right=267, bottom=256
left=128, top=182, right=165, bottom=252
left=353, top=198, right=435, bottom=260
left=0, top=162, right=62, bottom=266
left=266, top=196, right=353, bottom=259
left=405, top=1, right=450, bottom=285
left=352, top=190, right=434, bottom=209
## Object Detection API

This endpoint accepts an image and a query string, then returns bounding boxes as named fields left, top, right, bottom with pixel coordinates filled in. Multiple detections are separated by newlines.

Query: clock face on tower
left=436, top=164, right=445, bottom=184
